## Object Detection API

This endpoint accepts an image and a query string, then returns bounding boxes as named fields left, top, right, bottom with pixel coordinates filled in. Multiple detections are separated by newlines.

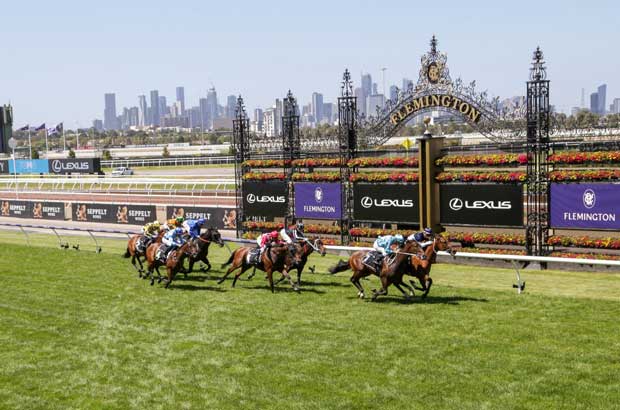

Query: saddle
left=156, top=244, right=171, bottom=263
left=136, top=236, right=148, bottom=253
left=362, top=251, right=385, bottom=273
left=247, top=248, right=261, bottom=266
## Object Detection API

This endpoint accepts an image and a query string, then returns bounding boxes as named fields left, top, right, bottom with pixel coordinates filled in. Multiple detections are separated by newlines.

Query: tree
left=162, top=146, right=170, bottom=158
left=102, top=150, right=112, bottom=160
left=31, top=148, right=39, bottom=159
left=67, top=149, right=76, bottom=158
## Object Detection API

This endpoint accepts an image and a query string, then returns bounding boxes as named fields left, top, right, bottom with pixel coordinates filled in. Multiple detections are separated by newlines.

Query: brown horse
left=329, top=240, right=420, bottom=300
left=144, top=241, right=197, bottom=288
left=218, top=243, right=300, bottom=292
left=123, top=231, right=164, bottom=277
left=183, top=228, right=225, bottom=275
left=370, top=241, right=425, bottom=301
left=405, top=234, right=455, bottom=298
left=272, top=238, right=327, bottom=286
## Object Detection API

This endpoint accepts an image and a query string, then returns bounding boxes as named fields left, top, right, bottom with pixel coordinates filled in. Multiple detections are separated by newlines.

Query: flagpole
left=28, top=128, right=32, bottom=159
left=63, top=126, right=66, bottom=152
left=45, top=128, right=49, bottom=154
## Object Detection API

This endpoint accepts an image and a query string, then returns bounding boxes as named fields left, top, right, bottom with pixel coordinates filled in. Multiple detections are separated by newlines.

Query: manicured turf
left=0, top=233, right=619, bottom=409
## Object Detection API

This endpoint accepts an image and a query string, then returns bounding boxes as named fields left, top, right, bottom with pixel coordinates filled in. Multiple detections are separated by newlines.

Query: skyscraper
left=311, top=92, right=324, bottom=125
left=367, top=94, right=385, bottom=115
left=138, top=95, right=148, bottom=127
left=159, top=96, right=168, bottom=118
left=355, top=87, right=366, bottom=118
left=389, top=85, right=398, bottom=102
left=597, top=84, right=607, bottom=115
left=199, top=98, right=208, bottom=130
left=590, top=93, right=599, bottom=114
left=226, top=95, right=237, bottom=119
left=206, top=87, right=218, bottom=129
left=176, top=86, right=185, bottom=114
left=150, top=90, right=160, bottom=126
left=104, top=93, right=117, bottom=130
left=361, top=74, right=372, bottom=97
left=402, top=78, right=413, bottom=92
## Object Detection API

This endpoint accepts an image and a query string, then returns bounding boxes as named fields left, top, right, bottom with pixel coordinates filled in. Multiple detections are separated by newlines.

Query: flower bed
left=436, top=153, right=528, bottom=167
left=548, top=235, right=620, bottom=250
left=349, top=172, right=419, bottom=183
left=547, top=151, right=620, bottom=165
left=549, top=169, right=620, bottom=182
left=347, top=157, right=418, bottom=168
left=436, top=171, right=526, bottom=183
left=292, top=158, right=341, bottom=168
left=349, top=227, right=416, bottom=238
left=448, top=232, right=526, bottom=246
left=244, top=221, right=341, bottom=235
left=242, top=159, right=288, bottom=168
left=292, top=172, right=341, bottom=182
left=242, top=172, right=286, bottom=181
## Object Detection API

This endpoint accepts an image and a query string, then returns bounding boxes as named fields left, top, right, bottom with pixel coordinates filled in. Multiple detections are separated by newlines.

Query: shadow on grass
left=363, top=295, right=489, bottom=305
left=295, top=280, right=350, bottom=288
left=170, top=283, right=228, bottom=292
left=222, top=283, right=327, bottom=294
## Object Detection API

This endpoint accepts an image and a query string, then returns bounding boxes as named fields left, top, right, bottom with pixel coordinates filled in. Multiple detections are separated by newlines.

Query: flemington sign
left=550, top=183, right=620, bottom=229
left=389, top=94, right=481, bottom=126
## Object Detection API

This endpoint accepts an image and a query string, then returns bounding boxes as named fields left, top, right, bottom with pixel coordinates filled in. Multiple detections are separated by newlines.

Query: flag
left=34, top=123, right=46, bottom=131
left=402, top=137, right=413, bottom=150
left=47, top=123, right=63, bottom=137
left=17, top=124, right=29, bottom=131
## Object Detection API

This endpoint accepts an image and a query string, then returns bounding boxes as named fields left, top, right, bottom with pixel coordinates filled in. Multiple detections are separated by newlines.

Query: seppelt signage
left=440, top=184, right=523, bottom=226
left=72, top=203, right=156, bottom=225
left=242, top=181, right=288, bottom=218
left=0, top=199, right=65, bottom=220
left=165, top=205, right=238, bottom=230
left=48, top=158, right=101, bottom=174
left=294, top=182, right=342, bottom=220
left=550, top=183, right=620, bottom=230
left=353, top=183, right=419, bottom=223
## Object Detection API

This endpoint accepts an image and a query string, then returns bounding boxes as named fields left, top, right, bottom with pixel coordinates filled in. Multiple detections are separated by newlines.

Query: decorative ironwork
left=525, top=47, right=551, bottom=259
left=338, top=69, right=358, bottom=244
left=282, top=90, right=300, bottom=225
left=233, top=95, right=250, bottom=238
left=359, top=36, right=527, bottom=147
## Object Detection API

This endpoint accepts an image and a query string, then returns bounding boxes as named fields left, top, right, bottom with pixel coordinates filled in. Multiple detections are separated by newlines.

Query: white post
left=28, top=129, right=32, bottom=159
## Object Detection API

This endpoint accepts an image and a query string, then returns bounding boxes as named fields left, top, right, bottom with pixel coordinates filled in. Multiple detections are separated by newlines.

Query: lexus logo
left=449, top=198, right=463, bottom=211
left=583, top=189, right=596, bottom=209
left=361, top=197, right=373, bottom=209
left=246, top=193, right=285, bottom=204
left=360, top=196, right=414, bottom=209
left=51, top=160, right=62, bottom=173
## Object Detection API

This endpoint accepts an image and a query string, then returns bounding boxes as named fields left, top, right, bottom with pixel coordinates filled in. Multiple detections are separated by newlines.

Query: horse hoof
left=150, top=279, right=154, bottom=286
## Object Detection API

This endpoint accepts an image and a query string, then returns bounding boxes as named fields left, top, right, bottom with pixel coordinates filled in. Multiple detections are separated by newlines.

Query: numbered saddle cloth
left=247, top=248, right=261, bottom=265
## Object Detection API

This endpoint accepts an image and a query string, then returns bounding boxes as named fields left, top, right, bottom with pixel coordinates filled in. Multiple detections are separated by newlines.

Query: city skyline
left=1, top=0, right=619, bottom=127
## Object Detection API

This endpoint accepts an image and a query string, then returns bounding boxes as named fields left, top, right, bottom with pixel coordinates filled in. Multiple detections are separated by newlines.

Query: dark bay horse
left=183, top=228, right=225, bottom=275
left=329, top=240, right=420, bottom=300
left=273, top=238, right=326, bottom=286
left=370, top=241, right=423, bottom=301
left=144, top=241, right=197, bottom=288
left=219, top=244, right=300, bottom=292
left=405, top=235, right=455, bottom=298
left=123, top=230, right=164, bottom=277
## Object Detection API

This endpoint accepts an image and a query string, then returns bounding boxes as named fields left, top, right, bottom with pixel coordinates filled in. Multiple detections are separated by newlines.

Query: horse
left=270, top=238, right=326, bottom=286
left=123, top=230, right=165, bottom=278
left=370, top=240, right=425, bottom=301
left=404, top=234, right=455, bottom=298
left=144, top=240, right=197, bottom=288
left=183, top=228, right=225, bottom=275
left=328, top=240, right=420, bottom=300
left=218, top=243, right=300, bottom=292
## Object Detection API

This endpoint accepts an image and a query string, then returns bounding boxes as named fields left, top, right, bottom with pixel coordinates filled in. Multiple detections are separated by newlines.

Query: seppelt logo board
left=550, top=183, right=620, bottom=230
left=353, top=183, right=419, bottom=223
left=242, top=181, right=288, bottom=218
left=166, top=206, right=238, bottom=230
left=72, top=203, right=156, bottom=225
left=440, top=184, right=523, bottom=226
left=0, top=199, right=65, bottom=220
left=48, top=158, right=101, bottom=174
left=294, top=182, right=342, bottom=220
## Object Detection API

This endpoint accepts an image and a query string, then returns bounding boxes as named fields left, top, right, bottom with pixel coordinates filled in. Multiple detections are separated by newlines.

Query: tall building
left=597, top=84, right=607, bottom=115
left=590, top=93, right=599, bottom=114
left=129, top=107, right=139, bottom=127
left=176, top=86, right=185, bottom=114
left=355, top=87, right=366, bottom=118
left=93, top=119, right=103, bottom=131
left=199, top=98, right=208, bottom=130
left=159, top=96, right=168, bottom=117
left=188, top=107, right=201, bottom=129
left=611, top=98, right=620, bottom=114
left=323, top=103, right=334, bottom=124
left=103, top=93, right=117, bottom=130
left=138, top=95, right=148, bottom=127
left=226, top=95, right=236, bottom=119
left=206, top=87, right=218, bottom=129
left=372, top=83, right=378, bottom=95
left=252, top=108, right=264, bottom=132
left=361, top=74, right=372, bottom=97
left=150, top=90, right=160, bottom=126
left=275, top=98, right=282, bottom=136
left=581, top=88, right=585, bottom=108
left=263, top=108, right=276, bottom=137
left=367, top=94, right=385, bottom=115
left=311, top=92, right=324, bottom=125
left=389, top=85, right=398, bottom=102
left=402, top=78, right=413, bottom=92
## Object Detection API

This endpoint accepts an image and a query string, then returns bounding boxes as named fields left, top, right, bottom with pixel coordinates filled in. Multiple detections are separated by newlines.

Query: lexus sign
left=242, top=181, right=288, bottom=218
left=48, top=158, right=101, bottom=174
left=440, top=184, right=523, bottom=226
left=353, top=183, right=419, bottom=223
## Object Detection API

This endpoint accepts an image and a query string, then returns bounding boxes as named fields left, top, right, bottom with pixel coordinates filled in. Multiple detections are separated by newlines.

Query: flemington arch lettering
left=389, top=94, right=482, bottom=126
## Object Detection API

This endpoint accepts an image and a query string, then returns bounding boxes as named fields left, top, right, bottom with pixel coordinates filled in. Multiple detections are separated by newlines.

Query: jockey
left=279, top=221, right=305, bottom=244
left=373, top=234, right=405, bottom=256
left=183, top=218, right=206, bottom=241
left=159, top=227, right=186, bottom=261
left=407, top=228, right=434, bottom=259
left=163, top=216, right=184, bottom=231
left=141, top=221, right=162, bottom=248
left=256, top=230, right=281, bottom=256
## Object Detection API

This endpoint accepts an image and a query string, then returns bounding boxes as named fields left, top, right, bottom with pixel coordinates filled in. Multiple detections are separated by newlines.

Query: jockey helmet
left=152, top=221, right=160, bottom=228
left=270, top=231, right=279, bottom=239
left=413, top=232, right=425, bottom=242
left=197, top=218, right=206, bottom=225
left=176, top=216, right=184, bottom=224
left=424, top=227, right=433, bottom=236
left=296, top=222, right=304, bottom=231
left=175, top=227, right=184, bottom=235
left=394, top=234, right=404, bottom=244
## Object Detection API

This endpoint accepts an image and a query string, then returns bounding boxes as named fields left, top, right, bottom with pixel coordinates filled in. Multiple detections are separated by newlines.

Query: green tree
left=162, top=146, right=170, bottom=158
left=102, top=150, right=112, bottom=160
left=67, top=149, right=76, bottom=158
left=31, top=148, right=40, bottom=159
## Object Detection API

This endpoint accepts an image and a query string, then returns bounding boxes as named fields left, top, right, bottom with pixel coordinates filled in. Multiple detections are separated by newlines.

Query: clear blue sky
left=1, top=0, right=618, bottom=128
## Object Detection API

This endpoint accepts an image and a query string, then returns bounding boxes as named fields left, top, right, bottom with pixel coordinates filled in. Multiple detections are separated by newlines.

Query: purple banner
left=550, top=183, right=620, bottom=229
left=294, top=182, right=342, bottom=220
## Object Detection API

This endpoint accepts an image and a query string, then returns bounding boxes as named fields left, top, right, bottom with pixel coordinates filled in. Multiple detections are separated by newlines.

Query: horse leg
left=400, top=279, right=415, bottom=297
left=201, top=255, right=211, bottom=272
left=131, top=254, right=142, bottom=278
left=296, top=266, right=302, bottom=287
left=136, top=255, right=145, bottom=276
left=156, top=266, right=163, bottom=284
left=422, top=276, right=433, bottom=298
left=217, top=263, right=239, bottom=284
left=247, top=267, right=257, bottom=280
left=371, top=275, right=390, bottom=301
left=350, top=271, right=366, bottom=298
left=281, top=270, right=299, bottom=292
left=266, top=270, right=275, bottom=293
left=393, top=282, right=412, bottom=300
left=232, top=265, right=252, bottom=288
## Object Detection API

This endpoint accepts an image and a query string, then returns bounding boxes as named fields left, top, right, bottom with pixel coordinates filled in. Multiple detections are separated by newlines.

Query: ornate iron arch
left=359, top=36, right=526, bottom=146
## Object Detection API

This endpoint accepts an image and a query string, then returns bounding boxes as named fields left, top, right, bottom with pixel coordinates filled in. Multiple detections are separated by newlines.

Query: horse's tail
left=123, top=247, right=131, bottom=258
left=221, top=250, right=236, bottom=268
left=329, top=259, right=350, bottom=274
